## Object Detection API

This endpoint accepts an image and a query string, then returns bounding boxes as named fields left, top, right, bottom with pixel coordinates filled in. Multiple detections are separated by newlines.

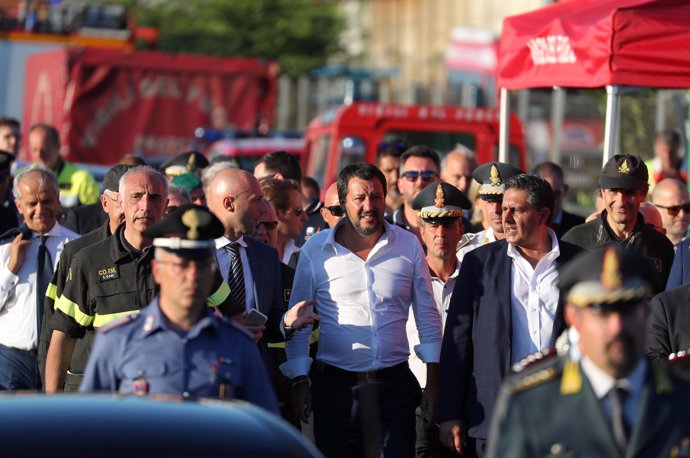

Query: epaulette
left=511, top=348, right=557, bottom=374
left=506, top=351, right=561, bottom=394
left=98, top=312, right=140, bottom=334
left=456, top=232, right=476, bottom=250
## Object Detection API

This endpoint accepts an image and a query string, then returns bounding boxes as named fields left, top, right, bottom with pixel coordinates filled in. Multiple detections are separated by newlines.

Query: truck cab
left=304, top=102, right=526, bottom=189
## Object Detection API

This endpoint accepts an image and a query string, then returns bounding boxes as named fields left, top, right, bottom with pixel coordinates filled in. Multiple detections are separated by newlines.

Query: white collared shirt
left=407, top=262, right=460, bottom=387
left=0, top=223, right=78, bottom=350
left=507, top=229, right=561, bottom=364
left=214, top=235, right=256, bottom=312
left=282, top=239, right=300, bottom=265
left=580, top=356, right=646, bottom=426
left=282, top=219, right=442, bottom=378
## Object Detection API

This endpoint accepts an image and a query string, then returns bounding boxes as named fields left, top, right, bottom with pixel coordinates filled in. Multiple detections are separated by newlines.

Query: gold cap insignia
left=618, top=159, right=631, bottom=175
left=434, top=183, right=445, bottom=208
left=187, top=153, right=196, bottom=171
left=489, top=164, right=501, bottom=186
left=600, top=246, right=623, bottom=291
left=181, top=208, right=210, bottom=240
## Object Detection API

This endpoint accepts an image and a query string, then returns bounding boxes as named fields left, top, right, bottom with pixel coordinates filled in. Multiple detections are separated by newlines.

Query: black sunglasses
left=258, top=220, right=278, bottom=230
left=401, top=170, right=438, bottom=182
left=324, top=205, right=344, bottom=217
left=654, top=203, right=690, bottom=216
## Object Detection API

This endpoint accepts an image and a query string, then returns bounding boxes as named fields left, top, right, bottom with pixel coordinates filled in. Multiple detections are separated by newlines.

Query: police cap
left=161, top=151, right=209, bottom=177
left=413, top=182, right=471, bottom=222
left=144, top=204, right=223, bottom=259
left=102, top=164, right=133, bottom=193
left=0, top=150, right=13, bottom=172
left=473, top=162, right=523, bottom=201
left=599, top=154, right=648, bottom=192
left=559, top=244, right=653, bottom=310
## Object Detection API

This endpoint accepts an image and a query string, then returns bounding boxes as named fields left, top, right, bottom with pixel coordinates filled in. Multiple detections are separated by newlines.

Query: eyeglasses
left=654, top=202, right=690, bottom=216
left=401, top=170, right=438, bottom=182
left=257, top=220, right=278, bottom=230
left=286, top=207, right=305, bottom=217
left=324, top=205, right=344, bottom=217
left=377, top=140, right=408, bottom=153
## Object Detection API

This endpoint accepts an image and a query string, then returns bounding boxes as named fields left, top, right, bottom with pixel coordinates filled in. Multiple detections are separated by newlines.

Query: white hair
left=12, top=166, right=59, bottom=200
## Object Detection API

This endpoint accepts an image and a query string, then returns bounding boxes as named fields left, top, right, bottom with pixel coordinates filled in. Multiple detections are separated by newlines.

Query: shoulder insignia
left=511, top=349, right=556, bottom=374
left=511, top=366, right=558, bottom=393
left=560, top=360, right=582, bottom=395
left=67, top=267, right=73, bottom=282
left=98, top=313, right=140, bottom=334
left=457, top=233, right=476, bottom=250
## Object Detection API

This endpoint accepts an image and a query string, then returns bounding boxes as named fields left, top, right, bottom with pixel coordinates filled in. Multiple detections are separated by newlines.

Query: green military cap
left=559, top=244, right=653, bottom=310
left=171, top=172, right=202, bottom=193
left=0, top=150, right=14, bottom=172
left=161, top=151, right=209, bottom=177
left=413, top=182, right=471, bottom=222
left=473, top=162, right=523, bottom=201
left=144, top=204, right=223, bottom=260
left=599, top=154, right=649, bottom=191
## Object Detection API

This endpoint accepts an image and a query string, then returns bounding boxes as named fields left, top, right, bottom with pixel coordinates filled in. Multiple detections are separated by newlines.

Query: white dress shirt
left=0, top=223, right=78, bottom=351
left=282, top=219, right=442, bottom=378
left=507, top=229, right=561, bottom=364
left=407, top=262, right=459, bottom=388
left=282, top=239, right=300, bottom=265
left=214, top=235, right=256, bottom=312
left=580, top=356, right=645, bottom=427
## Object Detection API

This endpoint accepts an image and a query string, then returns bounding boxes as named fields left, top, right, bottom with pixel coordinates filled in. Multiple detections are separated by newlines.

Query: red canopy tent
left=496, top=0, right=690, bottom=164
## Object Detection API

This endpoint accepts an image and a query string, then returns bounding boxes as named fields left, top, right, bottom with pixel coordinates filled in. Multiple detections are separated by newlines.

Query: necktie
left=609, top=384, right=631, bottom=451
left=36, top=235, right=53, bottom=339
left=225, top=242, right=246, bottom=309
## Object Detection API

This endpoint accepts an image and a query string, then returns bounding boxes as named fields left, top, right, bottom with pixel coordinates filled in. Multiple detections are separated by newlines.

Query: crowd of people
left=2, top=116, right=690, bottom=457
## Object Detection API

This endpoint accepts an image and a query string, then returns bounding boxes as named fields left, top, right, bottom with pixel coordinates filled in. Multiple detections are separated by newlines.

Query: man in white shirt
left=488, top=245, right=690, bottom=458
left=407, top=181, right=471, bottom=458
left=0, top=167, right=78, bottom=390
left=284, top=162, right=443, bottom=458
left=439, top=174, right=583, bottom=457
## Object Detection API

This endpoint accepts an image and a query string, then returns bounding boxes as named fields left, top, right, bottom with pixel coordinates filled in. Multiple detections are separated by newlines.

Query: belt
left=317, top=361, right=409, bottom=383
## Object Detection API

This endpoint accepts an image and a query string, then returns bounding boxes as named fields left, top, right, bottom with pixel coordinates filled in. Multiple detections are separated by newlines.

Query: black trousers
left=312, top=362, right=421, bottom=458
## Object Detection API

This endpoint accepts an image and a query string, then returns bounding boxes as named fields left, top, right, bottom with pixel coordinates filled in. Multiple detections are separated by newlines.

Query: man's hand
left=291, top=377, right=312, bottom=423
left=439, top=420, right=467, bottom=455
left=7, top=234, right=31, bottom=274
left=239, top=312, right=265, bottom=342
left=284, top=300, right=319, bottom=331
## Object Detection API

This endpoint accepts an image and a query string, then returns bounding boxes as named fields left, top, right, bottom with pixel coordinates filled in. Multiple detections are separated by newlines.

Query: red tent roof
left=498, top=0, right=690, bottom=90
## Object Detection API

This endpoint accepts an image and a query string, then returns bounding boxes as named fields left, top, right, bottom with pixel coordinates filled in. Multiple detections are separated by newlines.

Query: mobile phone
left=244, top=309, right=268, bottom=327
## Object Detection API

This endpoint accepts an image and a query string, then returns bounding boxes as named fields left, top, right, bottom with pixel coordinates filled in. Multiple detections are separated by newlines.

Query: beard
left=347, top=208, right=382, bottom=236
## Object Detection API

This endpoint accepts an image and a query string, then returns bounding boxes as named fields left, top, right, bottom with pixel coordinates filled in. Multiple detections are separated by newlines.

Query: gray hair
left=167, top=183, right=192, bottom=204
left=118, top=165, right=168, bottom=196
left=202, top=162, right=236, bottom=195
left=13, top=166, right=60, bottom=200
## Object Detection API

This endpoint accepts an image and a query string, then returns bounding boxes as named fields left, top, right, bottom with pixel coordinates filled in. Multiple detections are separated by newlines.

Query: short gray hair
left=13, top=166, right=59, bottom=200
left=118, top=165, right=168, bottom=196
left=167, top=184, right=192, bottom=204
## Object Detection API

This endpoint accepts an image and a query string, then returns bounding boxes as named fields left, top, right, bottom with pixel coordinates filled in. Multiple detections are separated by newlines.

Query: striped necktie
left=36, top=235, right=53, bottom=338
left=225, top=242, right=246, bottom=309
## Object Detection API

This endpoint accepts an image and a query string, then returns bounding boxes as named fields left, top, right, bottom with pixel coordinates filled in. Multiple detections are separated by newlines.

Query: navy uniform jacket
left=438, top=238, right=583, bottom=441
left=666, top=238, right=690, bottom=290
left=488, top=356, right=690, bottom=458
left=81, top=299, right=279, bottom=414
left=647, top=283, right=690, bottom=363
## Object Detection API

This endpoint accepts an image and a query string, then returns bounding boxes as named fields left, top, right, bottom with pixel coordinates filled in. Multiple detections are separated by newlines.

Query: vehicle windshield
left=382, top=130, right=476, bottom=161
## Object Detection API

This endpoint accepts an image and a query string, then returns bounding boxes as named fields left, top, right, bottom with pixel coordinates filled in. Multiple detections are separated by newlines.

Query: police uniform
left=80, top=205, right=279, bottom=413
left=562, top=154, right=674, bottom=295
left=488, top=246, right=690, bottom=458
left=456, top=162, right=522, bottom=259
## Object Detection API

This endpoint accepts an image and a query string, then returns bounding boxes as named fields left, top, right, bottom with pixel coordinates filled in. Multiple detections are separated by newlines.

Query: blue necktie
left=36, top=235, right=53, bottom=339
left=225, top=242, right=246, bottom=309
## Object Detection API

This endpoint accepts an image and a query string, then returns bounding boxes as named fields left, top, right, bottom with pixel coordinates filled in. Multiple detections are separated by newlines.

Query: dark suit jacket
left=648, top=284, right=690, bottom=362
left=666, top=238, right=690, bottom=291
left=438, top=238, right=583, bottom=440
left=62, top=203, right=107, bottom=235
left=554, top=209, right=584, bottom=239
left=489, top=357, right=690, bottom=458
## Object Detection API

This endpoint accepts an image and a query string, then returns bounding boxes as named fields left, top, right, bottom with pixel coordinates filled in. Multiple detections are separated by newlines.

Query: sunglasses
left=378, top=140, right=408, bottom=153
left=654, top=203, right=690, bottom=216
left=257, top=220, right=278, bottom=230
left=401, top=170, right=438, bottom=182
left=324, top=205, right=344, bottom=217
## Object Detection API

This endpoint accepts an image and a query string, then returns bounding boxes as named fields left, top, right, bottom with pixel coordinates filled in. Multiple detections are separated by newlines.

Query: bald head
left=651, top=178, right=690, bottom=244
left=639, top=202, right=665, bottom=235
left=208, top=168, right=265, bottom=239
left=320, top=182, right=343, bottom=228
left=442, top=150, right=475, bottom=194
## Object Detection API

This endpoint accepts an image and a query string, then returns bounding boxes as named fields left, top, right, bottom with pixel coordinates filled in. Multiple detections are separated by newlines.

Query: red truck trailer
left=22, top=48, right=278, bottom=165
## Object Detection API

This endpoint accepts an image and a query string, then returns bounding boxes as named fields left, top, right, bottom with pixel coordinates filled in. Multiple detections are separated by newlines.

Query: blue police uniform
left=81, top=298, right=279, bottom=414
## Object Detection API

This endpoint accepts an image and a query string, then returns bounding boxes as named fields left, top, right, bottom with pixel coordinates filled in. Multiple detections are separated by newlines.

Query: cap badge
left=187, top=154, right=196, bottom=171
left=601, top=246, right=623, bottom=291
left=489, top=164, right=502, bottom=186
left=618, top=159, right=631, bottom=175
left=181, top=208, right=209, bottom=240
left=434, top=183, right=445, bottom=208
